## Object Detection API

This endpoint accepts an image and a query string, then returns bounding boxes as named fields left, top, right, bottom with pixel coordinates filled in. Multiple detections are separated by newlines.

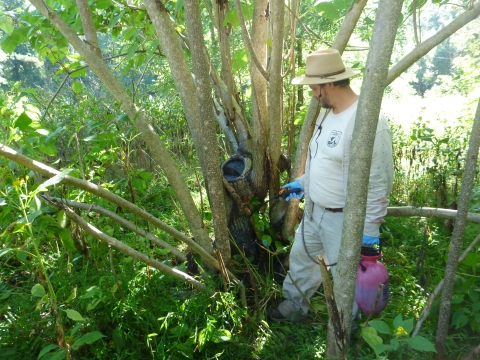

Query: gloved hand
left=281, top=181, right=304, bottom=201
left=362, top=235, right=380, bottom=246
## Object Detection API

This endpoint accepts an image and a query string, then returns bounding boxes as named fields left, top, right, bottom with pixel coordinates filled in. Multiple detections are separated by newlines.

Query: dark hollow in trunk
left=221, top=154, right=258, bottom=257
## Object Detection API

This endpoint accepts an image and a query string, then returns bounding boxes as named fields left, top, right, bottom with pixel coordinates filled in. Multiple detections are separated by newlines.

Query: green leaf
left=232, top=48, right=248, bottom=72
left=122, top=28, right=137, bottom=41
left=373, top=344, right=393, bottom=355
left=0, top=289, right=12, bottom=300
left=393, top=313, right=403, bottom=329
left=223, top=3, right=254, bottom=27
left=261, top=234, right=272, bottom=247
left=402, top=318, right=414, bottom=334
left=140, top=171, right=153, bottom=181
left=72, top=81, right=83, bottom=94
left=31, top=283, right=46, bottom=298
left=390, top=337, right=400, bottom=350
left=94, top=0, right=112, bottom=9
left=65, top=309, right=85, bottom=322
left=473, top=302, right=480, bottom=311
left=71, top=331, right=105, bottom=350
left=69, top=67, right=86, bottom=78
left=154, top=248, right=171, bottom=256
left=41, top=349, right=66, bottom=360
left=315, top=0, right=354, bottom=19
left=37, top=344, right=58, bottom=359
left=407, top=335, right=436, bottom=352
left=14, top=112, right=33, bottom=131
left=0, top=248, right=13, bottom=257
left=0, top=15, right=14, bottom=34
left=79, top=286, right=102, bottom=299
left=132, top=178, right=146, bottom=192
left=461, top=252, right=480, bottom=267
left=368, top=320, right=391, bottom=335
left=211, top=328, right=231, bottom=343
left=39, top=143, right=57, bottom=157
left=36, top=170, right=72, bottom=192
left=361, top=327, right=383, bottom=352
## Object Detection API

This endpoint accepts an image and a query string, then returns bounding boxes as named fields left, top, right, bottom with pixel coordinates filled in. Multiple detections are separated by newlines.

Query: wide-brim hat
left=292, top=49, right=361, bottom=85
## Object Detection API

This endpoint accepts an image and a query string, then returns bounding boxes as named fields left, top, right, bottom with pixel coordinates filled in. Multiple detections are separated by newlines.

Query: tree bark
left=329, top=0, right=404, bottom=357
left=249, top=0, right=269, bottom=201
left=267, top=0, right=286, bottom=207
left=435, top=98, right=480, bottom=359
left=184, top=0, right=231, bottom=266
left=75, top=0, right=101, bottom=57
left=386, top=1, right=480, bottom=86
left=332, top=0, right=369, bottom=53
left=386, top=206, right=480, bottom=223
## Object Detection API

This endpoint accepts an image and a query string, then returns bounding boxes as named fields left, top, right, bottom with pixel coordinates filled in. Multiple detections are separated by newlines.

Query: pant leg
left=278, top=211, right=326, bottom=318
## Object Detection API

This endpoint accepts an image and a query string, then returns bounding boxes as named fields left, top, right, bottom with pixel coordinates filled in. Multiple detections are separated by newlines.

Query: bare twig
left=108, top=245, right=127, bottom=301
left=318, top=256, right=346, bottom=355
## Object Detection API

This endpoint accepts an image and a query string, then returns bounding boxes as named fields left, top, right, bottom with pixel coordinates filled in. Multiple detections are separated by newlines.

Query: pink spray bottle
left=355, top=246, right=389, bottom=315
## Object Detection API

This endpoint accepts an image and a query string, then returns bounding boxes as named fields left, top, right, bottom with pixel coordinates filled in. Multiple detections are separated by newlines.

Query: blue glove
left=362, top=235, right=380, bottom=246
left=281, top=181, right=304, bottom=201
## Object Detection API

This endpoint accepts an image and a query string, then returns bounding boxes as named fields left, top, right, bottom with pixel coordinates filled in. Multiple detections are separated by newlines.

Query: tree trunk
left=435, top=98, right=480, bottom=359
left=30, top=0, right=215, bottom=259
left=328, top=0, right=404, bottom=357
left=184, top=0, right=231, bottom=266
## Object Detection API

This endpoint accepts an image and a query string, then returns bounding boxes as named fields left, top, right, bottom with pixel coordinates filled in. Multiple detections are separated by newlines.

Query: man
left=268, top=49, right=394, bottom=323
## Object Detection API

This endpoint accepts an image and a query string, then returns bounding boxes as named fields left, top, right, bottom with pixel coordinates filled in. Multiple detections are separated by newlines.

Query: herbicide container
left=355, top=247, right=389, bottom=315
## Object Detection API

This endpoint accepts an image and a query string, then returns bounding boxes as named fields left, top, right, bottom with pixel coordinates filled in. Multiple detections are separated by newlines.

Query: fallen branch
left=41, top=195, right=188, bottom=263
left=47, top=198, right=208, bottom=293
left=387, top=206, right=480, bottom=223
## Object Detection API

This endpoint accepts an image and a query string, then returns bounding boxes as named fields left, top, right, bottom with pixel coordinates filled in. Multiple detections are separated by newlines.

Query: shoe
left=267, top=307, right=307, bottom=323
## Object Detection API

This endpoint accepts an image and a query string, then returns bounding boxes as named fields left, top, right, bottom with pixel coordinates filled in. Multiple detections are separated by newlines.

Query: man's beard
left=319, top=96, right=333, bottom=109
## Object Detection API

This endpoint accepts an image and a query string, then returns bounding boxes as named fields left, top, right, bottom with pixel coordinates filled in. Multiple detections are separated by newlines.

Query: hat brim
left=292, top=68, right=361, bottom=85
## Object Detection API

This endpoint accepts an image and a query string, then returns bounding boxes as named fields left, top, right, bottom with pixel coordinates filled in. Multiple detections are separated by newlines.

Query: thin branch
left=332, top=0, right=369, bottom=53
left=47, top=198, right=208, bottom=292
left=42, top=74, right=70, bottom=121
left=108, top=245, right=127, bottom=301
left=76, top=0, right=102, bottom=57
left=42, top=195, right=188, bottom=263
left=318, top=256, right=346, bottom=356
left=233, top=0, right=269, bottom=81
left=386, top=1, right=480, bottom=86
left=412, top=231, right=480, bottom=336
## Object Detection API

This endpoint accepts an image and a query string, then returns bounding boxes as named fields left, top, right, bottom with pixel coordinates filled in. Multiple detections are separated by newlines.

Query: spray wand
left=249, top=188, right=303, bottom=216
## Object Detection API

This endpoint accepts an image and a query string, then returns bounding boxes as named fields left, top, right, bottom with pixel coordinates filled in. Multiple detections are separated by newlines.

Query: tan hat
left=292, top=49, right=361, bottom=85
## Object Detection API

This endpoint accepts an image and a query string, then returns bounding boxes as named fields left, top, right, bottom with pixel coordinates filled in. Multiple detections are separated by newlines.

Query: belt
left=324, top=207, right=343, bottom=213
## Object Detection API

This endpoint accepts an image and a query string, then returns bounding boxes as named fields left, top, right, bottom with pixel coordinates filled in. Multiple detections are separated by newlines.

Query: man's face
left=309, top=84, right=333, bottom=109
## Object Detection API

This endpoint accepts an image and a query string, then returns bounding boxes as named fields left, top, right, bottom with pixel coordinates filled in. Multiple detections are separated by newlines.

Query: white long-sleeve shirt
left=297, top=105, right=394, bottom=237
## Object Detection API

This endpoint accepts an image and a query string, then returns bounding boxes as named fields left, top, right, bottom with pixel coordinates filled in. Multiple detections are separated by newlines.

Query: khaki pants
left=278, top=205, right=358, bottom=319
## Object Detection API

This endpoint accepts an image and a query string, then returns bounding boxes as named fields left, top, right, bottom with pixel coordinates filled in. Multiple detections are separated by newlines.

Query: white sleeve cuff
left=363, top=222, right=381, bottom=238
